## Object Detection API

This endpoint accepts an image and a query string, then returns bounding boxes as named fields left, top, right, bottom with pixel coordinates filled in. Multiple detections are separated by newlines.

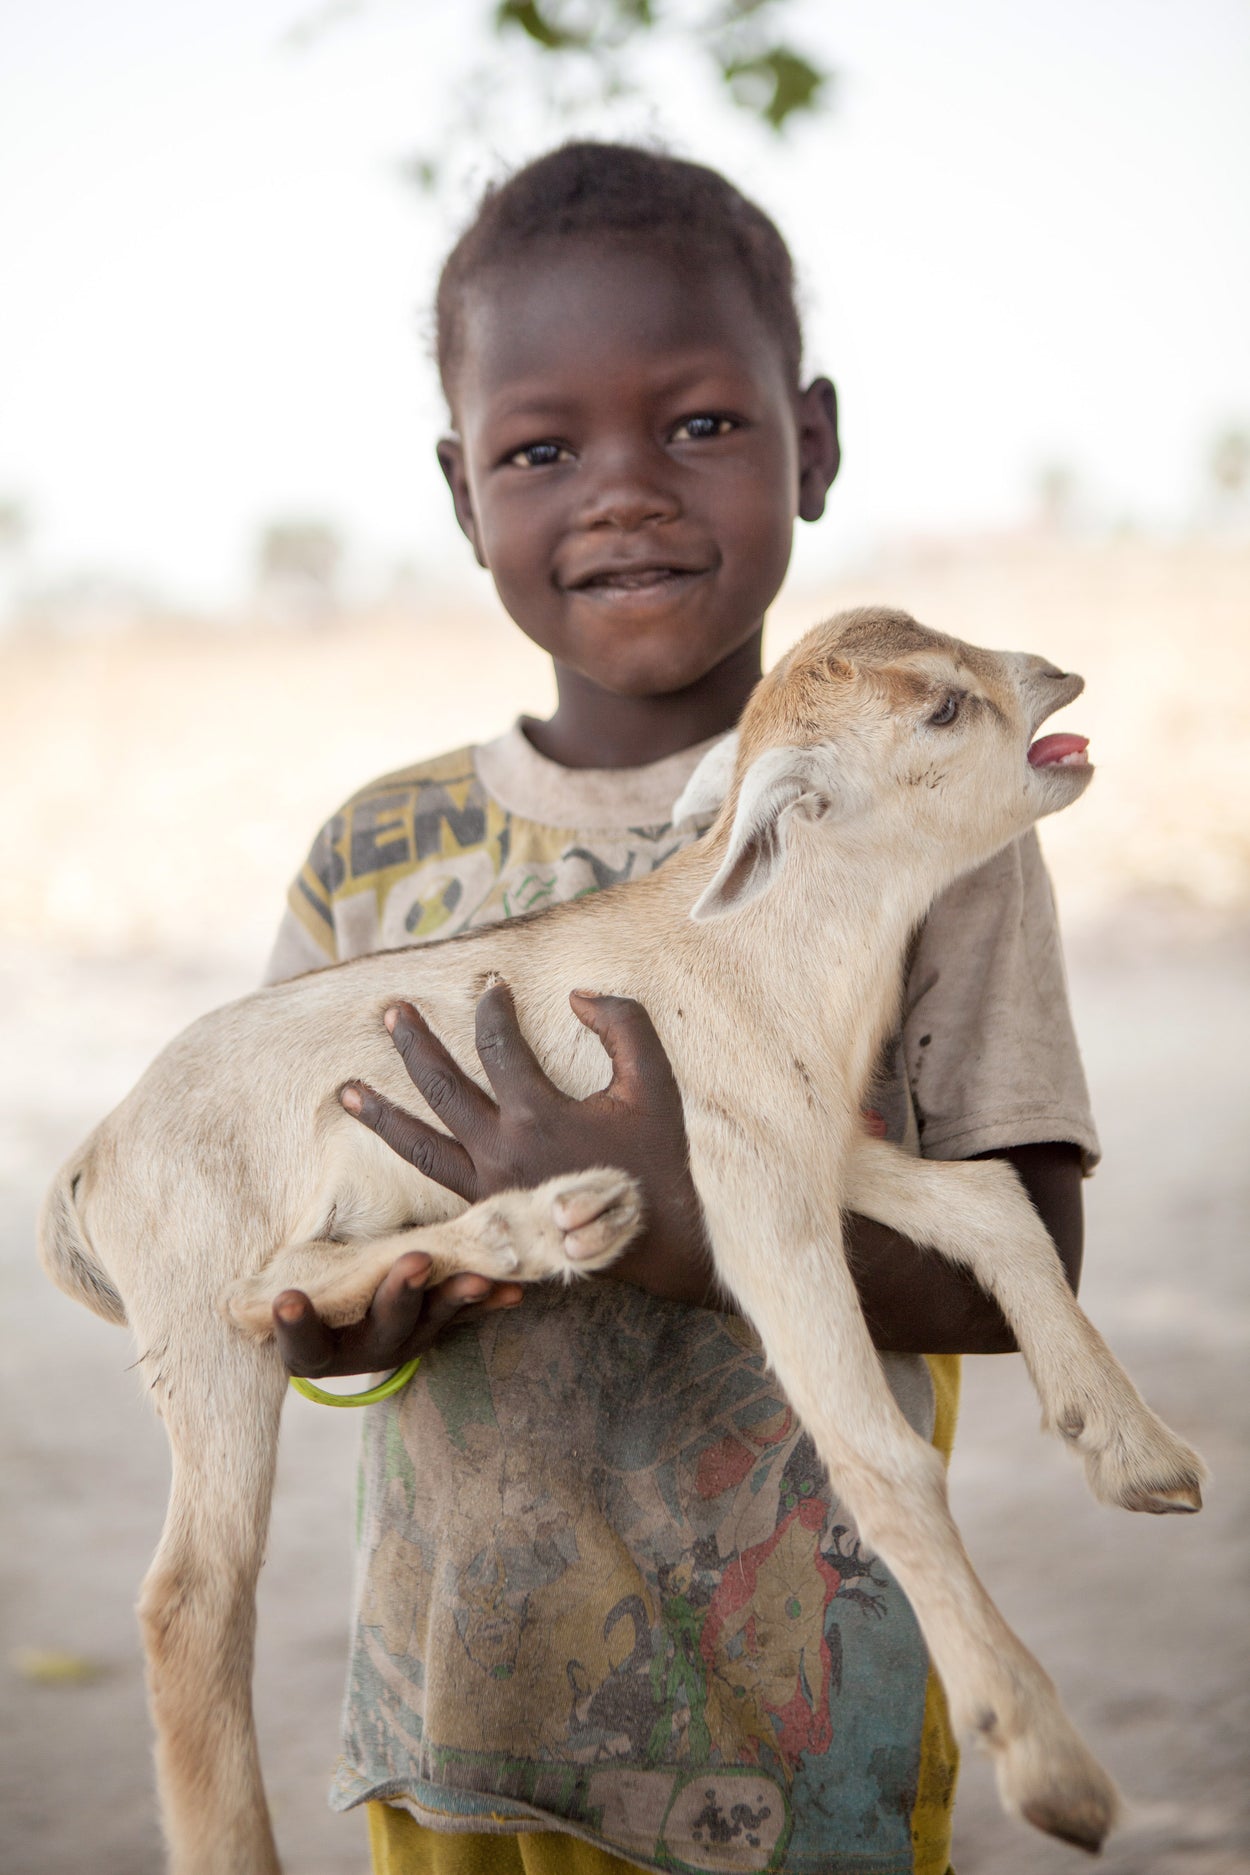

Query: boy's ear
left=436, top=436, right=487, bottom=568
left=797, top=377, right=840, bottom=523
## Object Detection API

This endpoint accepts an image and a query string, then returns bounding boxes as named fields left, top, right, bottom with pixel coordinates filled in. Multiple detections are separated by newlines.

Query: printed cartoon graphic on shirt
left=289, top=754, right=694, bottom=960
left=335, top=1282, right=935, bottom=1874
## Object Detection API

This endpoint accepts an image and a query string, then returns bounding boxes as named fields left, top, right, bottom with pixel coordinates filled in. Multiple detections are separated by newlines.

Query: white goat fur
left=40, top=608, right=1206, bottom=1873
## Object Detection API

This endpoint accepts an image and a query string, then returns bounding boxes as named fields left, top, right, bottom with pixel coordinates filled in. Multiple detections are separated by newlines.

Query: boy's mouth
left=568, top=561, right=706, bottom=595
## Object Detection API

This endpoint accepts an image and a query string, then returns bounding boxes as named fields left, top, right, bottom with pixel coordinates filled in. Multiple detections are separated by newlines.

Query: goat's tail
left=38, top=1152, right=127, bottom=1327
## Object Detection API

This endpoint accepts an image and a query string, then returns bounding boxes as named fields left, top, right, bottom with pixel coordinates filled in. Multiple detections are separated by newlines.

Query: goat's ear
left=690, top=745, right=834, bottom=921
left=671, top=731, right=740, bottom=829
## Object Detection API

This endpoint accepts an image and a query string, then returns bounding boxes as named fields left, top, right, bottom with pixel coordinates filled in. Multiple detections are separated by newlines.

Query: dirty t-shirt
left=267, top=724, right=1099, bottom=1875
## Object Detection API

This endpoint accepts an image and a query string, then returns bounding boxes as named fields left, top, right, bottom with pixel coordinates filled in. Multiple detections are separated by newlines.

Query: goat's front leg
left=844, top=1135, right=1206, bottom=1514
left=696, top=1158, right=1119, bottom=1852
left=224, top=1167, right=641, bottom=1340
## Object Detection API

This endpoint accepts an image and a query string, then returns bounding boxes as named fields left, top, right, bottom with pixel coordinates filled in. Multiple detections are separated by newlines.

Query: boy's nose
left=577, top=448, right=682, bottom=531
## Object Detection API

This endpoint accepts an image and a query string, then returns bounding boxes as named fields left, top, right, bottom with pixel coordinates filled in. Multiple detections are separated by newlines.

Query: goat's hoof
left=1020, top=1798, right=1111, bottom=1855
left=1080, top=1418, right=1208, bottom=1517
left=1096, top=1453, right=1207, bottom=1516
left=551, top=1170, right=642, bottom=1273
left=995, top=1725, right=1119, bottom=1855
left=1121, top=1481, right=1203, bottom=1514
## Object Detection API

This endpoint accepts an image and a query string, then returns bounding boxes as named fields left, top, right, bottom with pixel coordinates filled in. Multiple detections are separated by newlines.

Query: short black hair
left=435, top=141, right=803, bottom=410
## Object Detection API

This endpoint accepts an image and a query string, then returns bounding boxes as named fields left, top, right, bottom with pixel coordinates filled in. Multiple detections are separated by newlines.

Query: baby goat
left=40, top=608, right=1206, bottom=1874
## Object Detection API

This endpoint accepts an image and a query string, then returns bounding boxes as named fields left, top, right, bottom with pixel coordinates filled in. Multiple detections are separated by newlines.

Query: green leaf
left=494, top=0, right=590, bottom=52
left=716, top=0, right=780, bottom=21
left=723, top=43, right=828, bottom=129
left=403, top=154, right=441, bottom=193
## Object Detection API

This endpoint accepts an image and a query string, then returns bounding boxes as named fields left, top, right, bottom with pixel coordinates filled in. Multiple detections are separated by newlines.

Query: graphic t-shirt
left=268, top=724, right=1098, bottom=1875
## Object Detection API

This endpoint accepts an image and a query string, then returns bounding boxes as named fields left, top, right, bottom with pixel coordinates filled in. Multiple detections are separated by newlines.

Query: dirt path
left=2, top=934, right=1246, bottom=1874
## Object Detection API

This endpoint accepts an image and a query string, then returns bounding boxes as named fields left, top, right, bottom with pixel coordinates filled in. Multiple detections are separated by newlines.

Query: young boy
left=265, top=144, right=1098, bottom=1875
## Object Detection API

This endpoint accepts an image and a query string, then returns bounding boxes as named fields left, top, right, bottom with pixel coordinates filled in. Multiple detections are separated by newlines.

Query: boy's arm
left=867, top=829, right=1096, bottom=1352
left=843, top=1141, right=1084, bottom=1355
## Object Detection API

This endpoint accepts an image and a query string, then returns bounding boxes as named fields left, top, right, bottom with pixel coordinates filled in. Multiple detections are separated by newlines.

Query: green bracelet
left=289, top=1356, right=421, bottom=1408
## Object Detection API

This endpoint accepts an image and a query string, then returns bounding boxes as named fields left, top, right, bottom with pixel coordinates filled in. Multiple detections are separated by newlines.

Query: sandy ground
left=2, top=540, right=1248, bottom=1871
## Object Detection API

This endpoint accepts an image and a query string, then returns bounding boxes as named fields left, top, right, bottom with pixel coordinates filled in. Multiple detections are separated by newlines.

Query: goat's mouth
left=1027, top=732, right=1090, bottom=769
left=1026, top=670, right=1090, bottom=770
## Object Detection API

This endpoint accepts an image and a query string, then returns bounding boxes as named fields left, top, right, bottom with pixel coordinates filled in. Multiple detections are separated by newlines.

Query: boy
left=265, top=143, right=1097, bottom=1875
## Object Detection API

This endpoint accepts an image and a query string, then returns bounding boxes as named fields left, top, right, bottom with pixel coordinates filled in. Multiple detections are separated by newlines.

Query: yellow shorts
left=367, top=1803, right=956, bottom=1875
left=367, top=1805, right=645, bottom=1875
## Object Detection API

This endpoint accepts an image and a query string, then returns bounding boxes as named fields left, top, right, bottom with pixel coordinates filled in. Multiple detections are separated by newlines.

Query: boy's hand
left=342, top=984, right=718, bottom=1309
left=273, top=1253, right=524, bottom=1381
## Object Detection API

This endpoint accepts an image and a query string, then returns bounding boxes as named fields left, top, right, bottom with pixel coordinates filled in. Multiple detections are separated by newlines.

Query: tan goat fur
left=40, top=608, right=1206, bottom=1873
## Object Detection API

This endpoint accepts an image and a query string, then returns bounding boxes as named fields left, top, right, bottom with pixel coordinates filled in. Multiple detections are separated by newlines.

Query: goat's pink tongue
left=1028, top=733, right=1089, bottom=768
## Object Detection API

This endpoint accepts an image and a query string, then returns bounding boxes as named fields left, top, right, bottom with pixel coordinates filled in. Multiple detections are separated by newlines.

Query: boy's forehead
left=455, top=240, right=791, bottom=410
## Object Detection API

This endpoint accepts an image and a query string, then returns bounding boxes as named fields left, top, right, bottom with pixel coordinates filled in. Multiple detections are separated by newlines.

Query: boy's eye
left=671, top=414, right=736, bottom=442
left=506, top=441, right=572, bottom=468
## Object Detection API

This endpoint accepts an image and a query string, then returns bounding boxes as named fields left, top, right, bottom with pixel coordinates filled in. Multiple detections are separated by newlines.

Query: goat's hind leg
left=225, top=1166, right=642, bottom=1339
left=130, top=1302, right=287, bottom=1875
left=705, top=1195, right=1120, bottom=1852
left=845, top=1135, right=1206, bottom=1514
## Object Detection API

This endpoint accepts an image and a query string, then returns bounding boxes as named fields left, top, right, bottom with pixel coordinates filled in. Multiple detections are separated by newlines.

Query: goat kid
left=40, top=608, right=1206, bottom=1874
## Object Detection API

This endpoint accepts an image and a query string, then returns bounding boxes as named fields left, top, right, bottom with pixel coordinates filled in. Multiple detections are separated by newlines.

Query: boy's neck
left=522, top=631, right=765, bottom=771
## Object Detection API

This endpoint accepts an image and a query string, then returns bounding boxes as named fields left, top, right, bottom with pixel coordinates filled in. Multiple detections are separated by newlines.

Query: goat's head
left=676, top=607, right=1092, bottom=921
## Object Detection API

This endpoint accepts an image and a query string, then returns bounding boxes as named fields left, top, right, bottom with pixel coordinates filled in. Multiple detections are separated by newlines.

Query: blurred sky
left=1, top=0, right=1248, bottom=610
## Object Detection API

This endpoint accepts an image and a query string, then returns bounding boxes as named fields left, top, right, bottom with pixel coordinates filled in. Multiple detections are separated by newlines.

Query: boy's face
left=438, top=238, right=839, bottom=701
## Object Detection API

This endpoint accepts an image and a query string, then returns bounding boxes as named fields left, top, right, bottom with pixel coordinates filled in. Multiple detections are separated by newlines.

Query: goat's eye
left=929, top=694, right=960, bottom=727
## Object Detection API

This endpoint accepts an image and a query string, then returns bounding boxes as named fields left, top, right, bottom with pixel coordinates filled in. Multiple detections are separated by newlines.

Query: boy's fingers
left=369, top=1248, right=435, bottom=1317
left=474, top=982, right=562, bottom=1115
left=385, top=1280, right=523, bottom=1356
left=272, top=1288, right=336, bottom=1377
left=570, top=991, right=672, bottom=1103
left=476, top=1281, right=526, bottom=1313
left=274, top=1259, right=523, bottom=1382
left=368, top=1257, right=470, bottom=1349
left=385, top=1002, right=498, bottom=1146
left=413, top=1274, right=512, bottom=1339
left=341, top=1081, right=479, bottom=1201
left=278, top=1252, right=435, bottom=1376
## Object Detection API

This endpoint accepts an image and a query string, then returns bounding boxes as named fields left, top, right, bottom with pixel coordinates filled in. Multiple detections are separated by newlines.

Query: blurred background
left=1, top=3, right=1247, bottom=1872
